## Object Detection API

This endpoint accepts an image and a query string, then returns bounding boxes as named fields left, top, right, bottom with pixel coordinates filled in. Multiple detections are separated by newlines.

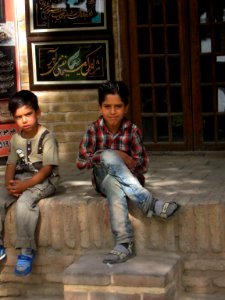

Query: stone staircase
left=1, top=192, right=225, bottom=299
left=1, top=154, right=225, bottom=299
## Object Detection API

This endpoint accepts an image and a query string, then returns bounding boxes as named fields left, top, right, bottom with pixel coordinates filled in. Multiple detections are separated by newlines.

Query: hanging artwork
left=25, top=0, right=114, bottom=90
left=28, top=39, right=113, bottom=89
left=0, top=46, right=17, bottom=99
left=26, top=0, right=109, bottom=33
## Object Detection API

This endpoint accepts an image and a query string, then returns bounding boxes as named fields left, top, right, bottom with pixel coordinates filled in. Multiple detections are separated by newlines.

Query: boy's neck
left=103, top=118, right=123, bottom=135
left=106, top=124, right=120, bottom=135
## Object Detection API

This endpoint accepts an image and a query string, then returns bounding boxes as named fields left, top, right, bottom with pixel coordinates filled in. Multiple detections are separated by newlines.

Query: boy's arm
left=131, top=127, right=149, bottom=172
left=21, top=165, right=53, bottom=188
left=76, top=126, right=100, bottom=169
left=5, top=164, right=20, bottom=197
left=5, top=164, right=16, bottom=187
left=9, top=165, right=54, bottom=196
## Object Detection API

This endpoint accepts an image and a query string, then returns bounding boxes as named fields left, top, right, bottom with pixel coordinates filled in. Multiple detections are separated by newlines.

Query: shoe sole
left=14, top=269, right=32, bottom=276
left=103, top=252, right=136, bottom=264
left=0, top=253, right=6, bottom=261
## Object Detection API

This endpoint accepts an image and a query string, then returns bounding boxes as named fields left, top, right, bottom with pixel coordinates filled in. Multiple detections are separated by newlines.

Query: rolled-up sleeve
left=131, top=127, right=149, bottom=173
left=76, top=125, right=101, bottom=169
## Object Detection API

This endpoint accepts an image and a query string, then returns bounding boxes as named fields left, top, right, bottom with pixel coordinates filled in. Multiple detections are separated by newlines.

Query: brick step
left=0, top=281, right=63, bottom=299
left=0, top=296, right=63, bottom=300
left=178, top=293, right=225, bottom=300
left=24, top=295, right=64, bottom=300
left=63, top=251, right=181, bottom=300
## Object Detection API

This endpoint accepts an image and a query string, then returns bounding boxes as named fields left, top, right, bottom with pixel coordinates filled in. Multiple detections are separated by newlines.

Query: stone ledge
left=63, top=251, right=181, bottom=300
left=63, top=251, right=180, bottom=287
left=2, top=181, right=225, bottom=254
left=1, top=177, right=225, bottom=298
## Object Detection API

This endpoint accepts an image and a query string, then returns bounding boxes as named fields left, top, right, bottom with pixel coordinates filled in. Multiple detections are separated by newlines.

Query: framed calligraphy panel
left=28, top=39, right=113, bottom=90
left=26, top=0, right=110, bottom=34
left=0, top=46, right=17, bottom=99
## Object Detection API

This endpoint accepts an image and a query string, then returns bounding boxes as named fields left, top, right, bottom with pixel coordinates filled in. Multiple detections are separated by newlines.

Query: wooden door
left=119, top=0, right=225, bottom=150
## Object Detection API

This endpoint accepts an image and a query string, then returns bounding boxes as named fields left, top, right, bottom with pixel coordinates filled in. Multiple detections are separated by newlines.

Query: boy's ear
left=125, top=104, right=129, bottom=114
left=99, top=105, right=103, bottom=113
left=36, top=109, right=41, bottom=119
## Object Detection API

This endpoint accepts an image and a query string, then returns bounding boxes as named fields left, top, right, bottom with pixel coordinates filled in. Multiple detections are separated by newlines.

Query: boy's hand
left=115, top=150, right=136, bottom=170
left=7, top=180, right=26, bottom=197
left=5, top=165, right=53, bottom=197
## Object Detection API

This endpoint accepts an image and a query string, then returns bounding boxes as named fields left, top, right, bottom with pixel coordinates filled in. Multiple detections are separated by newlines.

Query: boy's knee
left=17, top=194, right=38, bottom=211
left=101, top=150, right=119, bottom=164
left=102, top=174, right=122, bottom=192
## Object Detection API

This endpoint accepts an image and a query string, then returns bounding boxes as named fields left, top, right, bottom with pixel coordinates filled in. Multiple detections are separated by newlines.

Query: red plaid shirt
left=76, top=116, right=149, bottom=185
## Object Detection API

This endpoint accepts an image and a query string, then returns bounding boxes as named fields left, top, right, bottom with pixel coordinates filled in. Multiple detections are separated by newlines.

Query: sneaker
left=158, top=201, right=180, bottom=219
left=151, top=199, right=180, bottom=220
left=103, top=242, right=136, bottom=264
left=14, top=250, right=35, bottom=276
left=0, top=246, right=6, bottom=261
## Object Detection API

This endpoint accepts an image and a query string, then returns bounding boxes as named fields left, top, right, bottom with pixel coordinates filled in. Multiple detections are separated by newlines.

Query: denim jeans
left=0, top=172, right=56, bottom=250
left=94, top=150, right=153, bottom=245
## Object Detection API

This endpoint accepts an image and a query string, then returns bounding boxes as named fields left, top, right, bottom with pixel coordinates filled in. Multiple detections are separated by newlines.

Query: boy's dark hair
left=98, top=81, right=129, bottom=106
left=8, top=90, right=39, bottom=116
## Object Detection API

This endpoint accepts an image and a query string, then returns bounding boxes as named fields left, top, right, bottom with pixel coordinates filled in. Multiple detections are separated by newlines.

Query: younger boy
left=0, top=90, right=59, bottom=276
left=76, top=81, right=180, bottom=264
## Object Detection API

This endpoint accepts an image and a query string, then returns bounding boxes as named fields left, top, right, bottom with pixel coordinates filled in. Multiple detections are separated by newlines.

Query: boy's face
left=99, top=94, right=128, bottom=133
left=13, top=105, right=40, bottom=137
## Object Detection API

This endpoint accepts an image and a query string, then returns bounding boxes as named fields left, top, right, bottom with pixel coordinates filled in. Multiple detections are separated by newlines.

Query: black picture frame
left=26, top=0, right=110, bottom=34
left=0, top=46, right=17, bottom=99
left=0, top=0, right=5, bottom=23
left=28, top=38, right=113, bottom=90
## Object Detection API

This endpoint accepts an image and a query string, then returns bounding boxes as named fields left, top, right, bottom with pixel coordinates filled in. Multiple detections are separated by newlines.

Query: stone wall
left=1, top=183, right=225, bottom=297
left=15, top=0, right=120, bottom=161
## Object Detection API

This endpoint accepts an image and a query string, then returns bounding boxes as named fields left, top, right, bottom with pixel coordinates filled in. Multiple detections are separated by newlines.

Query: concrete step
left=63, top=251, right=181, bottom=300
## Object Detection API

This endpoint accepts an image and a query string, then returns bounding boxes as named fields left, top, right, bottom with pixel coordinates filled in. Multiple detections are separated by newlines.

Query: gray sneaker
left=103, top=242, right=136, bottom=264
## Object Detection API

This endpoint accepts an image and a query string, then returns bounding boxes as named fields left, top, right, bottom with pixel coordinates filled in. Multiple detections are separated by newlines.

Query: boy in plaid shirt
left=77, top=81, right=180, bottom=263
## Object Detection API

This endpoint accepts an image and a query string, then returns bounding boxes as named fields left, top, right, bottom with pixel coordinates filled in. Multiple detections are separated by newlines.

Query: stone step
left=0, top=298, right=62, bottom=300
left=63, top=251, right=181, bottom=300
left=0, top=280, right=64, bottom=299
left=0, top=296, right=63, bottom=300
left=178, top=293, right=225, bottom=300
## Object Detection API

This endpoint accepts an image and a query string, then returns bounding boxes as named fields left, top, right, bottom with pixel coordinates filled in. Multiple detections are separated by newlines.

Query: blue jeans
left=94, top=150, right=153, bottom=245
left=0, top=173, right=56, bottom=250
